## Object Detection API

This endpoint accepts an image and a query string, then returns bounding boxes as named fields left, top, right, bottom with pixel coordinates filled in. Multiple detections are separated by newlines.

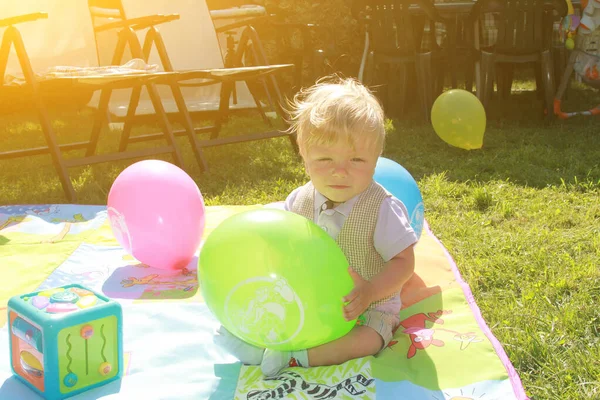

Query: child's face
left=303, top=139, right=379, bottom=203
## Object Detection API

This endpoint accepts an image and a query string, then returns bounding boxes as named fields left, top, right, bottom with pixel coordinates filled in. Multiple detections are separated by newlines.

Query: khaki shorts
left=356, top=309, right=400, bottom=350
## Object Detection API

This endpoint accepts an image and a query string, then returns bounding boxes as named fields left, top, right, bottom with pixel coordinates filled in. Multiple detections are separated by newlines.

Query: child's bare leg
left=308, top=326, right=382, bottom=366
left=261, top=326, right=383, bottom=376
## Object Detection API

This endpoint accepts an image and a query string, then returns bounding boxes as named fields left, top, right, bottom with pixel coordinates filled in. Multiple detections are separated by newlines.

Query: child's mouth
left=329, top=185, right=350, bottom=189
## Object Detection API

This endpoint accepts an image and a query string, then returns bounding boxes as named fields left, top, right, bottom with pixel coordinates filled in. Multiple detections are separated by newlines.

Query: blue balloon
left=373, top=157, right=425, bottom=239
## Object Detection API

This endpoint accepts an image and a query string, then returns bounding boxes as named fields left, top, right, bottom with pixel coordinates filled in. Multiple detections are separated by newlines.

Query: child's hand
left=342, top=267, right=375, bottom=321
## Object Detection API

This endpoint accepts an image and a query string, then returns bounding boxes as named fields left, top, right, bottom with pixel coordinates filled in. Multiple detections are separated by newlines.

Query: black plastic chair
left=353, top=0, right=446, bottom=121
left=473, top=0, right=568, bottom=119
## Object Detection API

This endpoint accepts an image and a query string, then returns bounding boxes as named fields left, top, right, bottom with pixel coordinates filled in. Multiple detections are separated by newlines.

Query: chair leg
left=552, top=46, right=568, bottom=101
left=445, top=20, right=458, bottom=89
left=245, top=79, right=272, bottom=126
left=416, top=52, right=433, bottom=122
left=475, top=56, right=483, bottom=100
left=433, top=66, right=443, bottom=101
left=169, top=82, right=210, bottom=172
left=480, top=52, right=495, bottom=110
left=291, top=54, right=304, bottom=92
left=540, top=50, right=556, bottom=121
left=312, top=48, right=327, bottom=82
left=86, top=88, right=112, bottom=157
left=497, top=63, right=513, bottom=99
left=119, top=85, right=142, bottom=152
left=365, top=52, right=388, bottom=115
left=395, top=64, right=408, bottom=117
left=373, top=62, right=391, bottom=115
left=534, top=61, right=544, bottom=100
left=239, top=25, right=280, bottom=121
left=364, top=51, right=375, bottom=86
left=2, top=26, right=76, bottom=201
left=145, top=83, right=185, bottom=168
left=495, top=63, right=505, bottom=99
left=36, top=102, right=77, bottom=202
left=465, top=54, right=475, bottom=93
left=433, top=57, right=444, bottom=97
left=213, top=81, right=235, bottom=140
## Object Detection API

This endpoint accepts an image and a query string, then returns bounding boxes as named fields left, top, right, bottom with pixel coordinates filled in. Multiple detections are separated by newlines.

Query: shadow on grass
left=0, top=86, right=598, bottom=205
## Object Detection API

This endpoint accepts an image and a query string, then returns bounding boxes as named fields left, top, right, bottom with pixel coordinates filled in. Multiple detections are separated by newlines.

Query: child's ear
left=299, top=152, right=309, bottom=169
left=298, top=148, right=305, bottom=160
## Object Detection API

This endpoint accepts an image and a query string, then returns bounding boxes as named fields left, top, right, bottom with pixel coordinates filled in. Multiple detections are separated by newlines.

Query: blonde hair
left=285, top=75, right=386, bottom=156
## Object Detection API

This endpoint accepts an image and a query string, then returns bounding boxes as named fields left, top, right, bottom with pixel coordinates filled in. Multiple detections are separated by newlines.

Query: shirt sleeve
left=374, top=197, right=418, bottom=262
left=283, top=187, right=301, bottom=212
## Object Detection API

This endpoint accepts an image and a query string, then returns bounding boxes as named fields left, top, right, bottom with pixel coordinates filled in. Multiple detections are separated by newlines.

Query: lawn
left=1, top=82, right=599, bottom=399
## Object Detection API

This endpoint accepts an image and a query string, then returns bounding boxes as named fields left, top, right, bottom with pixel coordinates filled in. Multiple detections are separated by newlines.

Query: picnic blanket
left=0, top=204, right=528, bottom=400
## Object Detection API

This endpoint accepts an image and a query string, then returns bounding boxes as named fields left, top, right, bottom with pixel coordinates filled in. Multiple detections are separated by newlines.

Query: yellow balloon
left=431, top=89, right=486, bottom=150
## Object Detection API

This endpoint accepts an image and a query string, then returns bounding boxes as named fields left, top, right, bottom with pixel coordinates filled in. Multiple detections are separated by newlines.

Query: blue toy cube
left=7, top=284, right=123, bottom=400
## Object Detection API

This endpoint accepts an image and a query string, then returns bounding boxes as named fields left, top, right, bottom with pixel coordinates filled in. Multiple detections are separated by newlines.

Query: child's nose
left=332, top=164, right=348, bottom=177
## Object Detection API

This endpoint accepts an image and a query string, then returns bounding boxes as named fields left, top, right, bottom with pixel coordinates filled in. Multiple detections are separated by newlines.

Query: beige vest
left=290, top=181, right=395, bottom=308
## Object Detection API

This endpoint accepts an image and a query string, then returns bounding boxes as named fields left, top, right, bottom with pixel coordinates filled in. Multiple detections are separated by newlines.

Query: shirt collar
left=314, top=188, right=360, bottom=217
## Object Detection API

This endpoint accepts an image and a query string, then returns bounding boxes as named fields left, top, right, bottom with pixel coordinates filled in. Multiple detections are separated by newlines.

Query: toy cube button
left=76, top=295, right=98, bottom=309
left=31, top=296, right=49, bottom=310
left=63, top=372, right=78, bottom=388
left=71, top=288, right=94, bottom=297
left=80, top=325, right=94, bottom=339
left=46, top=303, right=78, bottom=313
left=99, top=362, right=112, bottom=376
left=50, top=291, right=79, bottom=304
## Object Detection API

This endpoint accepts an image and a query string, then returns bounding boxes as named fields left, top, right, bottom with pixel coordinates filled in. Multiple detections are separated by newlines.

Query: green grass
left=1, top=84, right=599, bottom=399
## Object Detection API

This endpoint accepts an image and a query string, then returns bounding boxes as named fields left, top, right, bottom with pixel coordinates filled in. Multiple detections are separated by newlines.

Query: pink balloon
left=107, top=160, right=205, bottom=270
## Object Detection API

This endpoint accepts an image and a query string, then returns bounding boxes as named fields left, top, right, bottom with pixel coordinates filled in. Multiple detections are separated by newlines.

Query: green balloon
left=431, top=89, right=486, bottom=150
left=198, top=208, right=355, bottom=351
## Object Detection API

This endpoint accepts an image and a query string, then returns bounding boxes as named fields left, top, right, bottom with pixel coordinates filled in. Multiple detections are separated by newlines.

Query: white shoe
left=213, top=326, right=265, bottom=365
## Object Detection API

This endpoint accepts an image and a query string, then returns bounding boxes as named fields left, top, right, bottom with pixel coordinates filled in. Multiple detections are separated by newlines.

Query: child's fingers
left=344, top=308, right=361, bottom=321
left=343, top=295, right=366, bottom=319
left=342, top=288, right=359, bottom=303
left=343, top=307, right=358, bottom=321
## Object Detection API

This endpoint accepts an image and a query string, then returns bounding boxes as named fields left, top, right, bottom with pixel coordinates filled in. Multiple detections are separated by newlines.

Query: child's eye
left=351, top=158, right=365, bottom=162
left=317, top=158, right=332, bottom=162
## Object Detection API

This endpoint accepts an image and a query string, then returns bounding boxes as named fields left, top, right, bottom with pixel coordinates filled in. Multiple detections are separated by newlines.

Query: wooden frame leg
left=1, top=26, right=76, bottom=201
left=169, top=81, right=210, bottom=172
left=212, top=81, right=234, bottom=140
left=145, top=82, right=185, bottom=168
left=236, top=25, right=285, bottom=122
left=143, top=28, right=210, bottom=171
left=119, top=85, right=142, bottom=152
left=86, top=88, right=112, bottom=157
